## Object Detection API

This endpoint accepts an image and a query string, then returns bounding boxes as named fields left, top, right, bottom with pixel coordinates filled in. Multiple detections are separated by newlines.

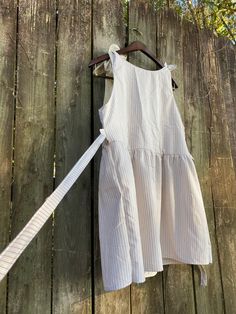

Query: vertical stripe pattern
left=0, top=129, right=106, bottom=282
left=98, top=50, right=212, bottom=291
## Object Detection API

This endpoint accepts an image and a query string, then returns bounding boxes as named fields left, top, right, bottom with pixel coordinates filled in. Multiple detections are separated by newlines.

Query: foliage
left=122, top=0, right=236, bottom=44
left=171, top=0, right=236, bottom=44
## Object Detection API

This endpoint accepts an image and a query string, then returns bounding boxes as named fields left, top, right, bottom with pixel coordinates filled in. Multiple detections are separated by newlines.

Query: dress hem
left=103, top=260, right=213, bottom=292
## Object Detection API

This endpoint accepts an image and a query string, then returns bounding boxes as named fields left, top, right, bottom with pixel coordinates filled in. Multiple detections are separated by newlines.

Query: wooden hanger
left=88, top=40, right=178, bottom=90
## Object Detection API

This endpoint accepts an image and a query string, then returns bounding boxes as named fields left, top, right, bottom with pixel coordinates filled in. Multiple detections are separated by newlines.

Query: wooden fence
left=0, top=1, right=235, bottom=313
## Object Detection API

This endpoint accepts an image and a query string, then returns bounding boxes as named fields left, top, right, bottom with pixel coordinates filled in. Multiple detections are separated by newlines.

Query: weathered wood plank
left=0, top=1, right=16, bottom=313
left=128, top=2, right=164, bottom=313
left=183, top=23, right=225, bottom=314
left=92, top=0, right=129, bottom=312
left=216, top=37, right=236, bottom=175
left=7, top=0, right=56, bottom=313
left=198, top=29, right=236, bottom=314
left=52, top=1, right=92, bottom=313
left=157, top=8, right=195, bottom=314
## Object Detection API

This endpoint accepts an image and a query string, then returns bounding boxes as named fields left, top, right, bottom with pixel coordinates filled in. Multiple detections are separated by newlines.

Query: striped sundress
left=97, top=49, right=212, bottom=292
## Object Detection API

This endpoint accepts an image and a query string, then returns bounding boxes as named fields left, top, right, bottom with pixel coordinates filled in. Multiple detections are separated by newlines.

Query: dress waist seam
left=103, top=139, right=194, bottom=159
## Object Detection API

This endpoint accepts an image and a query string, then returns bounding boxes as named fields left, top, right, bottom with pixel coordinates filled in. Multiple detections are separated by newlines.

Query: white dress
left=97, top=49, right=212, bottom=292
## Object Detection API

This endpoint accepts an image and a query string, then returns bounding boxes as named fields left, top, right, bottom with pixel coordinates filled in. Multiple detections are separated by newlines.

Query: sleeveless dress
left=98, top=49, right=212, bottom=292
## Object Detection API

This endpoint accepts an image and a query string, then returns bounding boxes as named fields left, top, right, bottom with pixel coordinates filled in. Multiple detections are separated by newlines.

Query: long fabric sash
left=0, top=126, right=208, bottom=287
left=0, top=129, right=106, bottom=282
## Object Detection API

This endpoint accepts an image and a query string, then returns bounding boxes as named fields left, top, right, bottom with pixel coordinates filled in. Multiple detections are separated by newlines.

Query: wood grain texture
left=129, top=1, right=164, bottom=313
left=92, top=0, right=129, bottom=313
left=7, top=0, right=55, bottom=313
left=52, top=1, right=92, bottom=313
left=198, top=29, right=236, bottom=313
left=182, top=21, right=224, bottom=314
left=0, top=1, right=16, bottom=313
left=156, top=8, right=196, bottom=314
left=216, top=37, right=236, bottom=175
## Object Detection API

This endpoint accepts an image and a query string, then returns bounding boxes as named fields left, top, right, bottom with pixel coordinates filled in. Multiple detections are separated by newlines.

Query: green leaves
left=151, top=0, right=236, bottom=44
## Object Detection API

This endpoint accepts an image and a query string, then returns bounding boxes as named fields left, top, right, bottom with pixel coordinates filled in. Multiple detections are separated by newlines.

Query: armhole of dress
left=167, top=63, right=177, bottom=93
left=108, top=50, right=118, bottom=73
left=106, top=50, right=118, bottom=103
left=166, top=65, right=186, bottom=134
left=166, top=63, right=177, bottom=99
left=98, top=51, right=118, bottom=122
